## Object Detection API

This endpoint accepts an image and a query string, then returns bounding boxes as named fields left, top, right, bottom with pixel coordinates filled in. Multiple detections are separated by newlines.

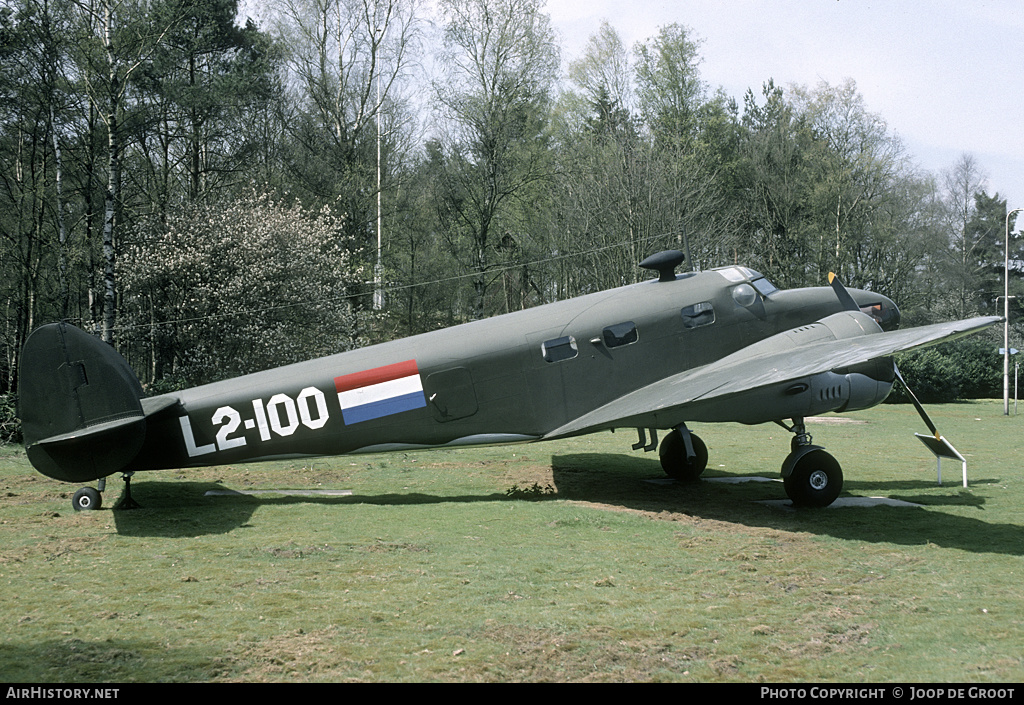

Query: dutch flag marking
left=334, top=360, right=427, bottom=425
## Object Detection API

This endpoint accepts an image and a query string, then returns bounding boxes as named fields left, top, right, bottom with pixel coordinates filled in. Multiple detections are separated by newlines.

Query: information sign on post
left=915, top=434, right=967, bottom=487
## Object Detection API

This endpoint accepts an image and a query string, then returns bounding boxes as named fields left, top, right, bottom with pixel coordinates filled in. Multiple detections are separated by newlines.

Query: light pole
left=1004, top=208, right=1023, bottom=415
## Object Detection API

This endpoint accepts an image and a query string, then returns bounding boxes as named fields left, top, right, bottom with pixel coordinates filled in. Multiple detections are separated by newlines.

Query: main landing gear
left=640, top=418, right=844, bottom=508
left=654, top=425, right=709, bottom=482
left=778, top=418, right=843, bottom=508
left=70, top=473, right=141, bottom=512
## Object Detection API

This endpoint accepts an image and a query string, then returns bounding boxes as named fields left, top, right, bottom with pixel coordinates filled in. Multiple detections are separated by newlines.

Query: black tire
left=72, top=487, right=102, bottom=512
left=659, top=430, right=708, bottom=481
left=783, top=450, right=842, bottom=508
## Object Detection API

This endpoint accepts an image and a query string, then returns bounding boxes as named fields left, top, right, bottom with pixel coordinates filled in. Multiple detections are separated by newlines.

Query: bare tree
left=270, top=0, right=423, bottom=256
left=70, top=0, right=178, bottom=343
left=431, top=0, right=559, bottom=319
left=566, top=19, right=633, bottom=114
left=938, top=152, right=990, bottom=319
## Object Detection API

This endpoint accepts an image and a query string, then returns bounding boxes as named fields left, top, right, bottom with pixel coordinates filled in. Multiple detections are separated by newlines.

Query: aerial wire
left=97, top=229, right=690, bottom=334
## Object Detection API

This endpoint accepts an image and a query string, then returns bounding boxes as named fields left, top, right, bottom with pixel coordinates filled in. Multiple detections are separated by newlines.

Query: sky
left=546, top=0, right=1024, bottom=208
left=245, top=0, right=1023, bottom=208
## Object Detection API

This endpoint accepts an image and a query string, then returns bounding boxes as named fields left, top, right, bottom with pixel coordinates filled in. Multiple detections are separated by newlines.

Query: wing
left=544, top=313, right=1001, bottom=439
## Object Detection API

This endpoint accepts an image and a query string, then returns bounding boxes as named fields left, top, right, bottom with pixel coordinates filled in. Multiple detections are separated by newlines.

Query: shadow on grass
left=549, top=452, right=1024, bottom=558
left=111, top=481, right=259, bottom=538
left=0, top=637, right=224, bottom=683
left=111, top=452, right=1024, bottom=558
left=111, top=480, right=512, bottom=538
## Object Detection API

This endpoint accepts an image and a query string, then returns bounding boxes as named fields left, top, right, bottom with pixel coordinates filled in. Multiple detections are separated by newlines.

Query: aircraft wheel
left=72, top=487, right=102, bottom=512
left=659, top=430, right=708, bottom=481
left=783, top=450, right=842, bottom=508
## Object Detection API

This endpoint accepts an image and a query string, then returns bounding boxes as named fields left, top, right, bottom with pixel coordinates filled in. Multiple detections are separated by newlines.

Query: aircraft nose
left=863, top=297, right=900, bottom=331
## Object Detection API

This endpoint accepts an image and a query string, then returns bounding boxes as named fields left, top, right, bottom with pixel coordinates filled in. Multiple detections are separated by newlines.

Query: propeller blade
left=828, top=272, right=860, bottom=312
left=893, top=361, right=939, bottom=439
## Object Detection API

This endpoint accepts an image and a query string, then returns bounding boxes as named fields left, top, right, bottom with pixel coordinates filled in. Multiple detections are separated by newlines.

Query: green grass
left=2, top=400, right=1023, bottom=682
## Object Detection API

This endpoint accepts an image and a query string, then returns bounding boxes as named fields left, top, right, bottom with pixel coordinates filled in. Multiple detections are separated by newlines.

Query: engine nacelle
left=684, top=358, right=896, bottom=424
left=802, top=357, right=896, bottom=415
left=767, top=312, right=896, bottom=418
left=653, top=311, right=900, bottom=426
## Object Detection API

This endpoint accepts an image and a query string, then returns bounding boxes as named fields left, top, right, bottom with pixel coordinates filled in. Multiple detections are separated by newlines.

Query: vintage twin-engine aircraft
left=19, top=250, right=999, bottom=511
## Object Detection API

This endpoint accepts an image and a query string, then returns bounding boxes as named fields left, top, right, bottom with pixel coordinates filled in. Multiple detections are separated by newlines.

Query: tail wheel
left=659, top=430, right=708, bottom=481
left=72, top=487, right=102, bottom=512
left=783, top=449, right=843, bottom=508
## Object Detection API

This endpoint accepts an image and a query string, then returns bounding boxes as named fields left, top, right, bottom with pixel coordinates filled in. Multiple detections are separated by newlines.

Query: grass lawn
left=1, top=400, right=1022, bottom=682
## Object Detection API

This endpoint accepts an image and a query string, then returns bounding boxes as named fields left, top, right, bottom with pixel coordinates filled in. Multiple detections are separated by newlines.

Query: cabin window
left=603, top=321, right=638, bottom=348
left=681, top=302, right=715, bottom=328
left=542, top=336, right=578, bottom=363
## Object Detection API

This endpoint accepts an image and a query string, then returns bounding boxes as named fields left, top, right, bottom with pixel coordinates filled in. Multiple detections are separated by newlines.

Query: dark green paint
left=18, top=256, right=998, bottom=506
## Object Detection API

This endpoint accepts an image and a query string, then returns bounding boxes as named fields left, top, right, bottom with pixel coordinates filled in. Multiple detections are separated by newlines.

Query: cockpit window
left=751, top=277, right=778, bottom=297
left=715, top=267, right=777, bottom=298
left=715, top=267, right=750, bottom=283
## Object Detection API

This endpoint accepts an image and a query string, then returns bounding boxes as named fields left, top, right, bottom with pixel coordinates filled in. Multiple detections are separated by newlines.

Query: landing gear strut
left=113, top=472, right=141, bottom=510
left=70, top=473, right=141, bottom=511
left=778, top=418, right=843, bottom=507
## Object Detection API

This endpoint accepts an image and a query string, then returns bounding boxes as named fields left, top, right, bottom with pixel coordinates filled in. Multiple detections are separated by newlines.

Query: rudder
left=19, top=323, right=146, bottom=483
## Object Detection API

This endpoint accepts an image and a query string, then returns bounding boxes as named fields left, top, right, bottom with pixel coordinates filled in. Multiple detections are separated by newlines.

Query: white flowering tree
left=121, top=190, right=366, bottom=388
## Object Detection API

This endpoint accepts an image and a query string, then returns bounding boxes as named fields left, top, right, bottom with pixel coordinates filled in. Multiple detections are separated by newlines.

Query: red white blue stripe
left=334, top=360, right=426, bottom=425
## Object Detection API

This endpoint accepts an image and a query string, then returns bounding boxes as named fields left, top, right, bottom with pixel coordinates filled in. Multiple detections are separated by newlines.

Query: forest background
left=1, top=0, right=1020, bottom=442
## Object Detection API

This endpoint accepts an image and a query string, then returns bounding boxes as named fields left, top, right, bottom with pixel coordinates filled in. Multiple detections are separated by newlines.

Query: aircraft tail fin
left=18, top=322, right=147, bottom=483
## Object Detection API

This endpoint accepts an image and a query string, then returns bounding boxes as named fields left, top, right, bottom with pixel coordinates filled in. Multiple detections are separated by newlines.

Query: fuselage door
left=424, top=367, right=479, bottom=422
